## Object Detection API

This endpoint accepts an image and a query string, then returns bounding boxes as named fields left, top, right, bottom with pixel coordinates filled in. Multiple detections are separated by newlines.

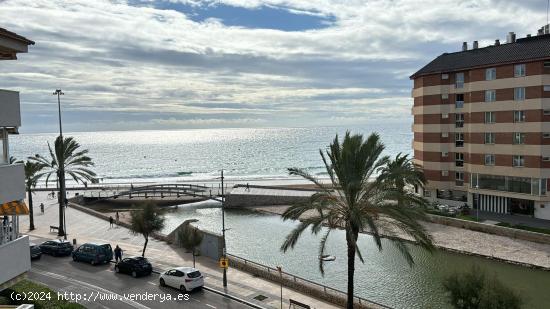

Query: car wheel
left=180, top=285, right=187, bottom=293
left=131, top=271, right=137, bottom=278
left=72, top=255, right=77, bottom=262
left=115, top=266, right=120, bottom=273
left=159, top=279, right=165, bottom=287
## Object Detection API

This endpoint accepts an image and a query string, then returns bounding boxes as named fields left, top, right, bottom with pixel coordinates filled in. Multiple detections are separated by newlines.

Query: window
left=442, top=132, right=449, bottom=138
left=455, top=153, right=464, bottom=167
left=543, top=156, right=550, bottom=162
left=514, top=87, right=525, bottom=100
left=442, top=113, right=449, bottom=119
left=455, top=133, right=464, bottom=147
left=513, top=132, right=526, bottom=144
left=441, top=151, right=448, bottom=157
left=484, top=112, right=495, bottom=123
left=455, top=93, right=464, bottom=108
left=543, top=133, right=550, bottom=139
left=545, top=61, right=550, bottom=68
left=485, top=68, right=496, bottom=80
left=442, top=74, right=449, bottom=80
left=514, top=64, right=526, bottom=77
left=484, top=132, right=495, bottom=144
left=441, top=93, right=449, bottom=100
left=513, top=155, right=524, bottom=167
left=441, top=170, right=449, bottom=177
left=455, top=113, right=464, bottom=128
left=544, top=85, right=550, bottom=92
left=485, top=90, right=496, bottom=102
left=455, top=172, right=464, bottom=186
left=513, top=111, right=526, bottom=123
left=484, top=154, right=495, bottom=166
left=0, top=129, right=6, bottom=165
left=455, top=72, right=464, bottom=88
left=544, top=110, right=550, bottom=116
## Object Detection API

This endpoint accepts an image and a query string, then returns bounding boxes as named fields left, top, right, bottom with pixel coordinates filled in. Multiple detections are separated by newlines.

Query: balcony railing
left=455, top=160, right=464, bottom=167
left=455, top=101, right=464, bottom=108
left=455, top=141, right=464, bottom=147
left=455, top=121, right=464, bottom=128
left=455, top=180, right=464, bottom=186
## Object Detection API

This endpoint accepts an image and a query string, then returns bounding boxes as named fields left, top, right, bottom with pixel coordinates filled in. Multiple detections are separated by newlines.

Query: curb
left=202, top=286, right=268, bottom=309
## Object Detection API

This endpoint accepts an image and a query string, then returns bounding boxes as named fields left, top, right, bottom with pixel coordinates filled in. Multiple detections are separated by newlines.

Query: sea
left=10, top=120, right=412, bottom=186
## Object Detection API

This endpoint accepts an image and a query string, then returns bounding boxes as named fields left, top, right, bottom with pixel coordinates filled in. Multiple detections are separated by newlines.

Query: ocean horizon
left=10, top=122, right=412, bottom=186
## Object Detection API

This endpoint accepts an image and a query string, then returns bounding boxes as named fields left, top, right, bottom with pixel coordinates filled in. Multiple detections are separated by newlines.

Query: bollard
left=73, top=238, right=77, bottom=245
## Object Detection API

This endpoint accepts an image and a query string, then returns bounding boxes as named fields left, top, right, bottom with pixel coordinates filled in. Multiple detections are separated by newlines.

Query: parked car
left=72, top=243, right=113, bottom=265
left=159, top=267, right=204, bottom=292
left=39, top=239, right=73, bottom=257
left=30, top=243, right=42, bottom=260
left=115, top=256, right=152, bottom=277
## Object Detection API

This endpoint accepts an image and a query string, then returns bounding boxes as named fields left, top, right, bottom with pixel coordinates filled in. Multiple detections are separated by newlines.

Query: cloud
left=0, top=0, right=547, bottom=133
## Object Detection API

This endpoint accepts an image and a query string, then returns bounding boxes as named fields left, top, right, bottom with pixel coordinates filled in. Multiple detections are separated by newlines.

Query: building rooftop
left=411, top=34, right=550, bottom=78
left=0, top=28, right=34, bottom=60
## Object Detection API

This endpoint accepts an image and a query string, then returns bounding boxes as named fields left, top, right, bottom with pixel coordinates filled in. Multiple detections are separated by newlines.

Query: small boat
left=319, top=254, right=336, bottom=261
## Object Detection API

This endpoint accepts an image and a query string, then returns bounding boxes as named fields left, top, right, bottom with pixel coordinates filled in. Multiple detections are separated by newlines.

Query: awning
left=0, top=200, right=29, bottom=215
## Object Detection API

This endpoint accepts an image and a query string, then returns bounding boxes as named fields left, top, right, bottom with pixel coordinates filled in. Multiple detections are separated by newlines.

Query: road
left=28, top=253, right=250, bottom=309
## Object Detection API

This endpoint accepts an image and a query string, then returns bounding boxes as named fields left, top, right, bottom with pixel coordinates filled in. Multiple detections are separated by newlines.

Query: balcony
left=455, top=101, right=464, bottom=108
left=455, top=141, right=464, bottom=147
left=0, top=235, right=30, bottom=287
left=0, top=163, right=25, bottom=204
left=0, top=90, right=21, bottom=127
left=455, top=180, right=464, bottom=186
left=455, top=121, right=464, bottom=128
left=455, top=160, right=464, bottom=167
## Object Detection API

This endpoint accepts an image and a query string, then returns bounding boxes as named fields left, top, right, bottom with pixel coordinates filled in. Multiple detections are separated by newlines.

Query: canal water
left=162, top=201, right=550, bottom=309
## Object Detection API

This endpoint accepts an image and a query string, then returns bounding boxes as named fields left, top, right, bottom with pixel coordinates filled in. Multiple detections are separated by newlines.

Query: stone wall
left=168, top=220, right=223, bottom=260
left=427, top=214, right=550, bottom=245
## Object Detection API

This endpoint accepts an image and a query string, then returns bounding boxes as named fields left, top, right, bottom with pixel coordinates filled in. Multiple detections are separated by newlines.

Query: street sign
left=219, top=257, right=229, bottom=269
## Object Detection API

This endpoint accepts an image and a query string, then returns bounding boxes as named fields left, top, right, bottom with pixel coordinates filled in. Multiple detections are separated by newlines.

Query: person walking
left=40, top=203, right=44, bottom=214
left=114, top=245, right=123, bottom=263
left=246, top=183, right=250, bottom=191
left=115, top=211, right=120, bottom=226
left=109, top=216, right=114, bottom=228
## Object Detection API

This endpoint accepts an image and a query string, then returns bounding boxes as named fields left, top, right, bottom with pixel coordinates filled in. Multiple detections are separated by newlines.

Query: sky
left=0, top=0, right=548, bottom=133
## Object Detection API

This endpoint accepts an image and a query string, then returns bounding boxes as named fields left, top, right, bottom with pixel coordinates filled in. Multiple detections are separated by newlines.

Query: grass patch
left=456, top=214, right=482, bottom=222
left=0, top=280, right=86, bottom=309
left=496, top=222, right=550, bottom=235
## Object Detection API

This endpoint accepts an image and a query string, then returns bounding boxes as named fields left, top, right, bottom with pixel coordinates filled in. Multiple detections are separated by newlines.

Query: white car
left=159, top=267, right=204, bottom=292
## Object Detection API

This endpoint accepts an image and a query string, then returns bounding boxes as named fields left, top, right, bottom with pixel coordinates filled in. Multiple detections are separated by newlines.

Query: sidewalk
left=20, top=191, right=339, bottom=309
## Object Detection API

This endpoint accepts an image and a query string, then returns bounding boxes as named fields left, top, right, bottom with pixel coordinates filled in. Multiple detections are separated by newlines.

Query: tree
left=280, top=132, right=434, bottom=309
left=30, top=136, right=96, bottom=237
left=129, top=203, right=165, bottom=257
left=9, top=156, right=20, bottom=164
left=24, top=158, right=43, bottom=231
left=443, top=266, right=522, bottom=309
left=176, top=219, right=204, bottom=267
left=377, top=153, right=425, bottom=205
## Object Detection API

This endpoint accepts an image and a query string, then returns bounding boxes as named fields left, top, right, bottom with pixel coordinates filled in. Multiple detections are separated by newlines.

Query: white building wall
left=0, top=235, right=30, bottom=285
left=535, top=203, right=550, bottom=220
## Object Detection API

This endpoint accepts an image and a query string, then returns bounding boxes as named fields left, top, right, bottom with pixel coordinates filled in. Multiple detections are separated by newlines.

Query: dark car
left=39, top=239, right=74, bottom=257
left=115, top=257, right=152, bottom=277
left=30, top=243, right=42, bottom=259
left=72, top=243, right=113, bottom=265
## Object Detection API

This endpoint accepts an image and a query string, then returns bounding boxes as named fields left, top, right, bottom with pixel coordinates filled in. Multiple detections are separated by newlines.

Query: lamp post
left=220, top=169, right=227, bottom=287
left=277, top=266, right=283, bottom=309
left=53, top=89, right=67, bottom=239
left=475, top=185, right=480, bottom=221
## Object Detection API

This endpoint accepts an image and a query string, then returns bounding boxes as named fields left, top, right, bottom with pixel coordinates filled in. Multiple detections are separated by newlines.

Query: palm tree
left=24, top=158, right=43, bottom=231
left=30, top=136, right=97, bottom=236
left=9, top=156, right=20, bottom=164
left=280, top=132, right=434, bottom=309
left=129, top=203, right=165, bottom=257
left=377, top=153, right=426, bottom=205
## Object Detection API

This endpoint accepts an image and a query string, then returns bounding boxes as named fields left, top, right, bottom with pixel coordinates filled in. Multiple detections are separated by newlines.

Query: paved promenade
left=20, top=192, right=338, bottom=309
left=253, top=205, right=550, bottom=269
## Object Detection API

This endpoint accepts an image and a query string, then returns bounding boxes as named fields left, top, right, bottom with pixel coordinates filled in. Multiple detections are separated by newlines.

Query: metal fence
left=227, top=253, right=392, bottom=309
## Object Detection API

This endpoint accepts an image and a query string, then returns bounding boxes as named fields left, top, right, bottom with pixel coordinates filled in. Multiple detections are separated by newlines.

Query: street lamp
left=53, top=89, right=67, bottom=239
left=220, top=169, right=227, bottom=287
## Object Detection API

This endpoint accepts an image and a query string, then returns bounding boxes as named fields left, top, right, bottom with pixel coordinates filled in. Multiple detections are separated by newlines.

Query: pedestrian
left=114, top=245, right=123, bottom=263
left=246, top=183, right=250, bottom=191
left=40, top=203, right=44, bottom=214
left=115, top=211, right=120, bottom=226
left=109, top=216, right=114, bottom=228
left=51, top=191, right=55, bottom=199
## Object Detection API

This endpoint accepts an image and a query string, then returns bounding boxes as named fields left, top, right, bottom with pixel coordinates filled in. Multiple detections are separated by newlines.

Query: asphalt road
left=28, top=253, right=250, bottom=309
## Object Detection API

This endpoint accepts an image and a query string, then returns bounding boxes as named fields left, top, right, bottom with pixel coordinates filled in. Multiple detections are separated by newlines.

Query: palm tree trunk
left=28, top=188, right=35, bottom=231
left=142, top=235, right=148, bottom=257
left=192, top=248, right=196, bottom=268
left=346, top=228, right=357, bottom=309
left=57, top=171, right=66, bottom=236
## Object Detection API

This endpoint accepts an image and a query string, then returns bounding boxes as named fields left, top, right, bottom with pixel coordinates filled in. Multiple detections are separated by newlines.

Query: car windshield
left=101, top=244, right=112, bottom=251
left=187, top=271, right=201, bottom=278
left=135, top=258, right=149, bottom=264
left=59, top=242, right=72, bottom=248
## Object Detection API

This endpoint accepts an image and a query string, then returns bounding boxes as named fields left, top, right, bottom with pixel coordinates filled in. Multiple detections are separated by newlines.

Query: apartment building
left=0, top=27, right=34, bottom=289
left=411, top=26, right=550, bottom=220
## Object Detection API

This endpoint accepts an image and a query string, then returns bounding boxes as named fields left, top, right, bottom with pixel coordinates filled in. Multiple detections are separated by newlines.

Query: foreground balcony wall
left=0, top=163, right=25, bottom=204
left=0, top=235, right=30, bottom=286
left=0, top=89, right=21, bottom=127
